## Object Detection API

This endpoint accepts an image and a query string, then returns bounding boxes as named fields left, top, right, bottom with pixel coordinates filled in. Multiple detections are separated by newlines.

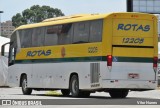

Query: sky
left=0, top=0, right=126, bottom=22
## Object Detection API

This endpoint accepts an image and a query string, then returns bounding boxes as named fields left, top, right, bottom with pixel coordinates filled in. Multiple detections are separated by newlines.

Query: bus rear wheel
left=109, top=89, right=129, bottom=98
left=21, top=75, right=32, bottom=95
left=70, top=75, right=91, bottom=97
left=61, top=89, right=70, bottom=96
left=70, top=75, right=81, bottom=97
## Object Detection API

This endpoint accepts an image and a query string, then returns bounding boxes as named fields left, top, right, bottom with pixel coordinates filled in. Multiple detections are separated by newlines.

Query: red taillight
left=153, top=57, right=158, bottom=68
left=107, top=55, right=112, bottom=66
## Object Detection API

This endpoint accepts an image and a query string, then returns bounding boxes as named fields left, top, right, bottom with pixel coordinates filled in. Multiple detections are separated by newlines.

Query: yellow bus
left=1, top=12, right=158, bottom=98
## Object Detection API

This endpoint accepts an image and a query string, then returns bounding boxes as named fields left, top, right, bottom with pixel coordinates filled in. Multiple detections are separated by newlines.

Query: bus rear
left=102, top=13, right=158, bottom=91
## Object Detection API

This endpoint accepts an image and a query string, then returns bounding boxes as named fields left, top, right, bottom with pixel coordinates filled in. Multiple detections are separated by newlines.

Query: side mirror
left=1, top=44, right=5, bottom=56
left=1, top=42, right=10, bottom=57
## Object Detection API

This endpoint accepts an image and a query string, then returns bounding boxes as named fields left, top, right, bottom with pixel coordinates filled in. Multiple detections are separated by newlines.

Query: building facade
left=127, top=0, right=160, bottom=41
left=0, top=21, right=15, bottom=38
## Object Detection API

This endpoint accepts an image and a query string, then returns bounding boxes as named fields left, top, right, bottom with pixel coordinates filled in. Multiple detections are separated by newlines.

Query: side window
left=19, top=29, right=32, bottom=48
left=58, top=23, right=73, bottom=45
left=45, top=25, right=59, bottom=46
left=89, top=20, right=103, bottom=42
left=73, top=21, right=90, bottom=43
left=32, top=27, right=45, bottom=47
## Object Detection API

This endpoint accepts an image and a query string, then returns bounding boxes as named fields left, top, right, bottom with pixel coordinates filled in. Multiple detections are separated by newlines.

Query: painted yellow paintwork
left=112, top=37, right=153, bottom=46
left=113, top=47, right=154, bottom=57
left=16, top=43, right=102, bottom=60
left=15, top=12, right=158, bottom=60
left=113, top=19, right=153, bottom=37
left=15, top=14, right=108, bottom=31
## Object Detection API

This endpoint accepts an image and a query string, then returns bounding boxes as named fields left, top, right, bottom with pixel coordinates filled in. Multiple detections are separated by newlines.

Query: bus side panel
left=7, top=65, right=20, bottom=87
left=31, top=62, right=92, bottom=89
left=7, top=64, right=32, bottom=87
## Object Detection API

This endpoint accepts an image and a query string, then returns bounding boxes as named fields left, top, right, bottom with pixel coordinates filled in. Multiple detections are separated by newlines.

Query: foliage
left=12, top=5, right=64, bottom=27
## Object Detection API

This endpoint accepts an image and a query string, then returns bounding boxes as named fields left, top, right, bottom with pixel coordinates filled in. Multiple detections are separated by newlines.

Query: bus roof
left=15, top=12, right=156, bottom=31
left=15, top=13, right=110, bottom=30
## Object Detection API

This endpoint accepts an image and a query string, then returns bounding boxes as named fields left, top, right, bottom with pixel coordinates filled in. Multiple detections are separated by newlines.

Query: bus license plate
left=128, top=73, right=139, bottom=79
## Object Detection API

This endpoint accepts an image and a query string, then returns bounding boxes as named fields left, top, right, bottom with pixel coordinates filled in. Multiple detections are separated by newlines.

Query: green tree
left=12, top=5, right=64, bottom=27
left=12, top=13, right=26, bottom=28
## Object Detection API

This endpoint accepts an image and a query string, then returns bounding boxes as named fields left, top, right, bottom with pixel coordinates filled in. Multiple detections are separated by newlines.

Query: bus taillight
left=107, top=55, right=112, bottom=66
left=153, top=56, right=158, bottom=69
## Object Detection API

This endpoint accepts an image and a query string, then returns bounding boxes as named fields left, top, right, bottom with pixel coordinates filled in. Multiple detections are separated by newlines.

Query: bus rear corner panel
left=101, top=61, right=157, bottom=91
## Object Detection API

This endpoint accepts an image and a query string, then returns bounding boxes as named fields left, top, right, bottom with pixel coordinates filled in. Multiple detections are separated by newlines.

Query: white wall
left=0, top=36, right=9, bottom=86
left=0, top=36, right=10, bottom=53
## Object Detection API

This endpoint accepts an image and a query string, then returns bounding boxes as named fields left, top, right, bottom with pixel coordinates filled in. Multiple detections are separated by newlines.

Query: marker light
left=153, top=57, right=158, bottom=68
left=107, top=55, right=112, bottom=66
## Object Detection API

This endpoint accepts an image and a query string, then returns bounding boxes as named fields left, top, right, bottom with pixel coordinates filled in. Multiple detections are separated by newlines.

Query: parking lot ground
left=0, top=87, right=160, bottom=108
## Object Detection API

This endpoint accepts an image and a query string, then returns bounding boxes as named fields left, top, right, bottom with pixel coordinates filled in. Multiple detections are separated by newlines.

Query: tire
left=109, top=89, right=129, bottom=98
left=61, top=89, right=70, bottom=96
left=21, top=75, right=32, bottom=95
left=70, top=75, right=81, bottom=97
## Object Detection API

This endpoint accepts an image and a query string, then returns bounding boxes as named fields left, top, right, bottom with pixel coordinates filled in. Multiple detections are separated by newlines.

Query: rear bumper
left=101, top=79, right=157, bottom=90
